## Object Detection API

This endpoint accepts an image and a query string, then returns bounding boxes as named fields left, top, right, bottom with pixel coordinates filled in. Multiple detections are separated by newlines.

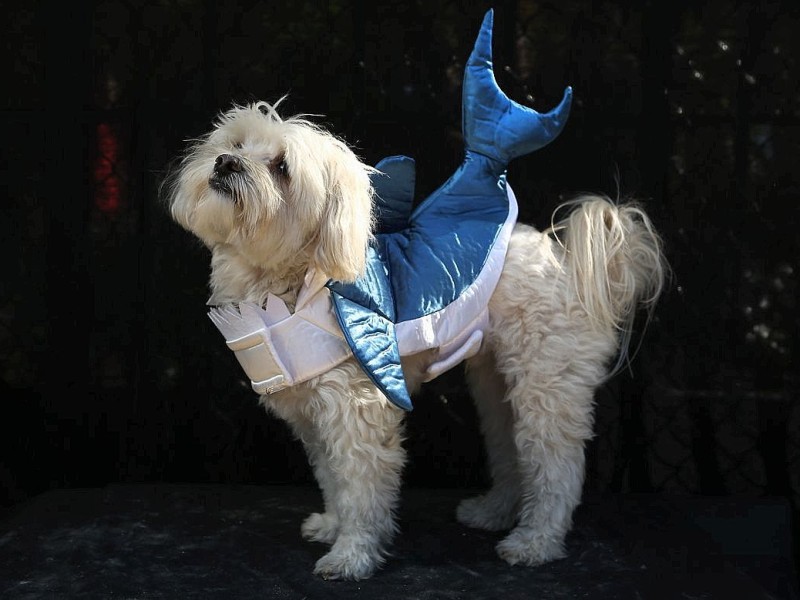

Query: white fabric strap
left=208, top=270, right=352, bottom=394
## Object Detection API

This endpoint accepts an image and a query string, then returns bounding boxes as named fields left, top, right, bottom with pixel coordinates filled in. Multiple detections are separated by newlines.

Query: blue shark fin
left=463, top=9, right=572, bottom=165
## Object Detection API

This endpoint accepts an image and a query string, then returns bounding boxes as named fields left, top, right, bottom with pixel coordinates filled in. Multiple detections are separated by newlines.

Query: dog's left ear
left=313, top=143, right=375, bottom=283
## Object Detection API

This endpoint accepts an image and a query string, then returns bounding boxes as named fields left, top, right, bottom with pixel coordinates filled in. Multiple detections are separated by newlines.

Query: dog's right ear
left=160, top=162, right=193, bottom=232
left=313, top=143, right=375, bottom=283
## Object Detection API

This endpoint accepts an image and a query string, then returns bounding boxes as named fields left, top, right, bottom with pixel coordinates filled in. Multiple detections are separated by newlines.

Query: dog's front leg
left=267, top=396, right=341, bottom=544
left=300, top=446, right=341, bottom=545
left=289, top=422, right=342, bottom=545
left=309, top=374, right=406, bottom=580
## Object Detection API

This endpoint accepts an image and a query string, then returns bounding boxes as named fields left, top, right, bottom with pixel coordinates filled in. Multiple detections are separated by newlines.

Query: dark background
left=1, top=0, right=798, bottom=578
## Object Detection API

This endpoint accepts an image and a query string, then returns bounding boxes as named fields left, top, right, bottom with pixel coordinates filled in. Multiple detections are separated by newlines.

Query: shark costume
left=209, top=10, right=572, bottom=411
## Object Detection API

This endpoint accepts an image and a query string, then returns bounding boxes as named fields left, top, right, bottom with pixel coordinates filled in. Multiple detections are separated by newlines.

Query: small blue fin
left=329, top=292, right=413, bottom=411
left=371, top=156, right=417, bottom=234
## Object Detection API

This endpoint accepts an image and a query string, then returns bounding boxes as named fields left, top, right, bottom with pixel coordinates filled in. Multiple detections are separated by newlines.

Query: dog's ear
left=313, top=144, right=375, bottom=283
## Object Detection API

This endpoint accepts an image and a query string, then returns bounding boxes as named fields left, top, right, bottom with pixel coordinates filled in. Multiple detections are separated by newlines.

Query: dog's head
left=164, top=100, right=375, bottom=282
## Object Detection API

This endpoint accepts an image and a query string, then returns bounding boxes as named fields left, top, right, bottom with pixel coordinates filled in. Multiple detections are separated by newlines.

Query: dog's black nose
left=214, top=153, right=243, bottom=176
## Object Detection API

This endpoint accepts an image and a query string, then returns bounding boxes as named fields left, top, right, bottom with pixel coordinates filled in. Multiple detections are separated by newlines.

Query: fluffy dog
left=164, top=22, right=666, bottom=581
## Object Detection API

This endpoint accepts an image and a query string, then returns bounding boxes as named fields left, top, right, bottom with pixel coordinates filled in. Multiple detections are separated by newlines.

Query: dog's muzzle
left=209, top=153, right=242, bottom=194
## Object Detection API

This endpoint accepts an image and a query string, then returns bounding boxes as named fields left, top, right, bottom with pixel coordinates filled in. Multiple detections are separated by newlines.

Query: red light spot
left=94, top=123, right=122, bottom=214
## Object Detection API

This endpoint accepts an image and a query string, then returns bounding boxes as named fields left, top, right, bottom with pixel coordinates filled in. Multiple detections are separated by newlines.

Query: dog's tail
left=547, top=195, right=668, bottom=372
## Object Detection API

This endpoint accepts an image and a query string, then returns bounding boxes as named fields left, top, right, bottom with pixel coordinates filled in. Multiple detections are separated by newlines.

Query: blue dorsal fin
left=371, top=156, right=417, bottom=233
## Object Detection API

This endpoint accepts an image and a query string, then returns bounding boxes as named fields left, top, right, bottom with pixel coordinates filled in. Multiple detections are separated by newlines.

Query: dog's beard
left=208, top=170, right=254, bottom=206
left=208, top=171, right=235, bottom=197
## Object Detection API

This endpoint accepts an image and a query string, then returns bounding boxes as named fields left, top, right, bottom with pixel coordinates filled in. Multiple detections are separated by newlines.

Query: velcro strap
left=225, top=329, right=290, bottom=394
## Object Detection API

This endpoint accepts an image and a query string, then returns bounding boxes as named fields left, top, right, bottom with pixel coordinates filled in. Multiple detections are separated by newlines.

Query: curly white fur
left=163, top=100, right=667, bottom=580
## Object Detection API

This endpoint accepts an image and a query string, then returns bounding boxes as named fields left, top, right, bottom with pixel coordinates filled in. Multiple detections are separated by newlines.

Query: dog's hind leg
left=495, top=363, right=598, bottom=566
left=456, top=350, right=520, bottom=531
left=309, top=376, right=406, bottom=580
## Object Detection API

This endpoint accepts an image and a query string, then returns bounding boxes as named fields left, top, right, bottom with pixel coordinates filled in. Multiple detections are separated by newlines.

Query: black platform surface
left=1, top=484, right=797, bottom=599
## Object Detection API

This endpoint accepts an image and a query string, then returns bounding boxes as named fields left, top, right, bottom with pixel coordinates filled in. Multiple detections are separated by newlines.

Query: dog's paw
left=301, top=512, right=339, bottom=544
left=496, top=527, right=567, bottom=566
left=313, top=536, right=382, bottom=581
left=456, top=494, right=517, bottom=531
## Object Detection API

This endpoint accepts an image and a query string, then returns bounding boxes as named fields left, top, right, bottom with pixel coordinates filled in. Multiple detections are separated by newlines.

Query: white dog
left=164, top=13, right=666, bottom=581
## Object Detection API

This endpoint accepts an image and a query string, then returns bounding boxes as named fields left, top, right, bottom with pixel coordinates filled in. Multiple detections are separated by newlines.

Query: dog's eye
left=233, top=141, right=243, bottom=150
left=273, top=158, right=288, bottom=178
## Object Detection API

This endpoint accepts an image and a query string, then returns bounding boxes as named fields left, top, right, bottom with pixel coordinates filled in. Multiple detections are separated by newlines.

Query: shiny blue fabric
left=371, top=155, right=416, bottom=234
left=327, top=9, right=572, bottom=410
